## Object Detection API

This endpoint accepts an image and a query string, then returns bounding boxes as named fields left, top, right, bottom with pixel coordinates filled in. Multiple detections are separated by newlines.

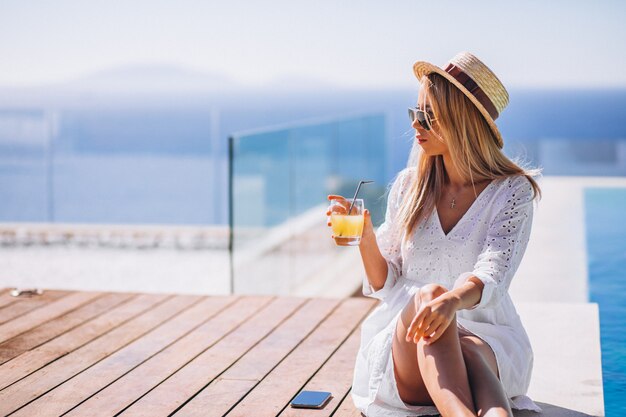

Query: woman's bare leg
left=459, top=334, right=513, bottom=417
left=392, top=288, right=433, bottom=406
left=392, top=284, right=476, bottom=416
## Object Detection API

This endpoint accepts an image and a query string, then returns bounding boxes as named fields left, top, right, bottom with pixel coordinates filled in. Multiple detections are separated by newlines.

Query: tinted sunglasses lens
left=417, top=112, right=430, bottom=130
left=408, top=108, right=432, bottom=130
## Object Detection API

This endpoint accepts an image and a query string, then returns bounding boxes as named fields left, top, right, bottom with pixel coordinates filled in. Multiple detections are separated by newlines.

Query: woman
left=328, top=52, right=543, bottom=416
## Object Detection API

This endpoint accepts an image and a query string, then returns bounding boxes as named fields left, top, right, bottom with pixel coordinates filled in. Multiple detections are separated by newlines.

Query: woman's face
left=414, top=88, right=449, bottom=156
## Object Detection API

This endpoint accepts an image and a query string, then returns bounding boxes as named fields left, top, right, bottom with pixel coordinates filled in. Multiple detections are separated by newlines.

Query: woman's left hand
left=406, top=293, right=460, bottom=345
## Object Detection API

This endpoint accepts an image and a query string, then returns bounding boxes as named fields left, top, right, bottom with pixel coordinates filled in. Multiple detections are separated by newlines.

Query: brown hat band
left=444, top=63, right=499, bottom=120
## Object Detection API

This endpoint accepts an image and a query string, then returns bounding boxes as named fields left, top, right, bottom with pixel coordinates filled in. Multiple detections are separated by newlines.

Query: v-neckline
left=434, top=179, right=496, bottom=238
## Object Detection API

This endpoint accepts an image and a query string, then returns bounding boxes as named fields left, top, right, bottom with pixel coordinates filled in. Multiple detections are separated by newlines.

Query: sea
left=1, top=88, right=625, bottom=225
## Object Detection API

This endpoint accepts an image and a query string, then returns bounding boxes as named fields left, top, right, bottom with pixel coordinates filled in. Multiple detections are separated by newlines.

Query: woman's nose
left=413, top=120, right=425, bottom=132
left=411, top=117, right=422, bottom=131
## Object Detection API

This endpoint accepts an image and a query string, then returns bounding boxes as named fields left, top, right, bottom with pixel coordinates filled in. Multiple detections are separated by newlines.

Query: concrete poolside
left=500, top=176, right=626, bottom=416
left=1, top=175, right=624, bottom=415
left=511, top=175, right=626, bottom=304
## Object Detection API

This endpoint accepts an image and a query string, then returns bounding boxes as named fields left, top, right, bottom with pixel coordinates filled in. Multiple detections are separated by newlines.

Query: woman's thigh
left=458, top=329, right=500, bottom=380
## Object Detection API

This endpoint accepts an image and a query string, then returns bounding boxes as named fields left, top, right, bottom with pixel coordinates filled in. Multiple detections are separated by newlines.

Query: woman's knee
left=400, top=284, right=450, bottom=330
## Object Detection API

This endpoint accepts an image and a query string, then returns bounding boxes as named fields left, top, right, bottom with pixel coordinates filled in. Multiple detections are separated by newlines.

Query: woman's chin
left=417, top=147, right=443, bottom=157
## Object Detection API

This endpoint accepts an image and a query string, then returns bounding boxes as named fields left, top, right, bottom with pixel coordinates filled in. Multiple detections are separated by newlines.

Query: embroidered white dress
left=351, top=167, right=543, bottom=416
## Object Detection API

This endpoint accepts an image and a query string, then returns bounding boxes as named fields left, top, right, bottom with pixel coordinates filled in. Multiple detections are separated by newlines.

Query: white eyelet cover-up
left=351, top=167, right=543, bottom=416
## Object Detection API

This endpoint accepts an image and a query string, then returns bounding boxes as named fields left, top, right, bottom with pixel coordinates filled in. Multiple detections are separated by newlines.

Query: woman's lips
left=416, top=136, right=427, bottom=144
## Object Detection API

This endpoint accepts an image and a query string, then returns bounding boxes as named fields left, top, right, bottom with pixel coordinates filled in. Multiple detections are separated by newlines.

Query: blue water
left=585, top=188, right=626, bottom=416
left=1, top=89, right=626, bottom=225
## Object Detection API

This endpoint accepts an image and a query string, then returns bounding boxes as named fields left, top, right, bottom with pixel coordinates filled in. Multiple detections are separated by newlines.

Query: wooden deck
left=0, top=288, right=376, bottom=417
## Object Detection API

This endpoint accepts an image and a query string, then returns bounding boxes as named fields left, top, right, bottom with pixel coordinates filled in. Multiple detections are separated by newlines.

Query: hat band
left=444, top=63, right=499, bottom=120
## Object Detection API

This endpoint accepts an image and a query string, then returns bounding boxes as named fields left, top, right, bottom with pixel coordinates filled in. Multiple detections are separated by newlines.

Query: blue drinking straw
left=348, top=180, right=374, bottom=215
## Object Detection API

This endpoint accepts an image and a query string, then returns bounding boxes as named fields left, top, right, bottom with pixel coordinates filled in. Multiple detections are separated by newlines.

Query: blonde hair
left=398, top=73, right=542, bottom=240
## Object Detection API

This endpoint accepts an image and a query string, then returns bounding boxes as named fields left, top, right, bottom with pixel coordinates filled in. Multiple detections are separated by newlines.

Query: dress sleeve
left=362, top=168, right=413, bottom=301
left=453, top=176, right=536, bottom=310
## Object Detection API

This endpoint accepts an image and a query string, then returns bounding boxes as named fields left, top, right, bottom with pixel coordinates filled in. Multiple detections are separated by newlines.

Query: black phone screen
left=290, top=390, right=332, bottom=408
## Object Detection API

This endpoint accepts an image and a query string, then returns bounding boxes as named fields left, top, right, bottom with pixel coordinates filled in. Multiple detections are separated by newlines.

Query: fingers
left=423, top=320, right=448, bottom=345
left=414, top=314, right=437, bottom=342
left=326, top=208, right=346, bottom=227
left=405, top=304, right=449, bottom=345
left=405, top=318, right=417, bottom=343
left=362, top=209, right=370, bottom=227
left=420, top=317, right=443, bottom=341
left=327, top=195, right=350, bottom=212
left=405, top=307, right=428, bottom=342
left=327, top=194, right=348, bottom=202
left=329, top=205, right=348, bottom=215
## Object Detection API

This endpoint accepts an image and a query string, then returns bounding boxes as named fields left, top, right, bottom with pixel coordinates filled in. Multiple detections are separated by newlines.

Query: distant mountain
left=0, top=65, right=345, bottom=107
left=54, top=64, right=240, bottom=93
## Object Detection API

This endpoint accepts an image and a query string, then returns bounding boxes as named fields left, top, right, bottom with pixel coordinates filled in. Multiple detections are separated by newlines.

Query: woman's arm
left=441, top=276, right=484, bottom=311
left=358, top=210, right=388, bottom=292
left=327, top=195, right=391, bottom=295
left=359, top=168, right=412, bottom=298
left=327, top=168, right=412, bottom=301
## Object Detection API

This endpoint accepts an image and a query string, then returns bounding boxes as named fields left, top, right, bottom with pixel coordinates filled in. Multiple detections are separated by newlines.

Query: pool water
left=584, top=187, right=626, bottom=416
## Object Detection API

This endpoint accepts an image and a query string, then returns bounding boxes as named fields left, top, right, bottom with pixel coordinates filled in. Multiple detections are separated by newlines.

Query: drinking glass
left=330, top=198, right=364, bottom=246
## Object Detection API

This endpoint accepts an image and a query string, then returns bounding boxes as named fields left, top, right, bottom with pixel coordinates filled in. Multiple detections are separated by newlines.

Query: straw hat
left=413, top=51, right=509, bottom=149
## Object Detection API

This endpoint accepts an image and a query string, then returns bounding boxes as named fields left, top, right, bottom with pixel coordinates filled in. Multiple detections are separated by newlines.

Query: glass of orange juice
left=330, top=198, right=364, bottom=246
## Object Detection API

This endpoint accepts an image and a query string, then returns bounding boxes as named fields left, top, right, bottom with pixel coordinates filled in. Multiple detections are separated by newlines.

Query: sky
left=1, top=0, right=625, bottom=90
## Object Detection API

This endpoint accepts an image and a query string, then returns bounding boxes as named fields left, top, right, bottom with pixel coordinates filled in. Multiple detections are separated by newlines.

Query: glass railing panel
left=0, top=110, right=51, bottom=222
left=0, top=107, right=229, bottom=294
left=229, top=113, right=387, bottom=296
left=52, top=108, right=217, bottom=225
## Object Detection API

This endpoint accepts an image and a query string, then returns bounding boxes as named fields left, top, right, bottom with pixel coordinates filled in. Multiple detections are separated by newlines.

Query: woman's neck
left=442, top=153, right=466, bottom=187
left=442, top=153, right=488, bottom=189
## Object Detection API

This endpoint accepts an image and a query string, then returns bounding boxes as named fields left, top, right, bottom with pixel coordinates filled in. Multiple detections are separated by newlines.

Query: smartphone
left=289, top=390, right=332, bottom=409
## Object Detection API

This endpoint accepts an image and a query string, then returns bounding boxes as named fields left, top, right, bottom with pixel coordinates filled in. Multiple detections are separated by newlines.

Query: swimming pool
left=584, top=187, right=626, bottom=416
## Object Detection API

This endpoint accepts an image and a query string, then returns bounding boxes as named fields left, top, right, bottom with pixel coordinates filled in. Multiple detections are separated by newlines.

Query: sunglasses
left=408, top=107, right=437, bottom=131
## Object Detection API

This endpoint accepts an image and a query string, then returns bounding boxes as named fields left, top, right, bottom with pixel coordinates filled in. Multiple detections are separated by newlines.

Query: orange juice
left=331, top=213, right=364, bottom=246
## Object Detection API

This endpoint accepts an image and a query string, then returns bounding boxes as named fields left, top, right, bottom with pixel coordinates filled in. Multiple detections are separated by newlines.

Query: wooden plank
left=0, top=294, right=193, bottom=416
left=0, top=289, right=17, bottom=309
left=172, top=297, right=343, bottom=417
left=278, top=326, right=363, bottom=417
left=13, top=295, right=244, bottom=417
left=122, top=297, right=343, bottom=417
left=332, top=389, right=363, bottom=417
left=0, top=291, right=103, bottom=344
left=0, top=290, right=70, bottom=324
left=65, top=295, right=289, bottom=417
left=223, top=297, right=375, bottom=417
left=0, top=292, right=134, bottom=365
left=0, top=293, right=160, bottom=390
